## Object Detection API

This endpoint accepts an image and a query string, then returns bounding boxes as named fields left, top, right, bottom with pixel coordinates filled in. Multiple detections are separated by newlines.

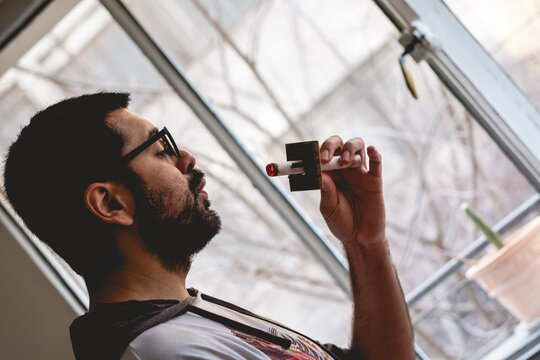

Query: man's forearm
left=345, top=239, right=415, bottom=359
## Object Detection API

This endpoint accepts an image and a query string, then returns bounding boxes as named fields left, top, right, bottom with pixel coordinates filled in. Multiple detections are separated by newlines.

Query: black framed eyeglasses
left=117, top=127, right=180, bottom=169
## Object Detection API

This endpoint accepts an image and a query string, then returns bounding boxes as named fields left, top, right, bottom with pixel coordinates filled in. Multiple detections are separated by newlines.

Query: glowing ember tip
left=266, top=163, right=278, bottom=176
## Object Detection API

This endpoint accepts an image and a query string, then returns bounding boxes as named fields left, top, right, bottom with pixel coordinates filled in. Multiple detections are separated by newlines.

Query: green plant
left=461, top=203, right=504, bottom=250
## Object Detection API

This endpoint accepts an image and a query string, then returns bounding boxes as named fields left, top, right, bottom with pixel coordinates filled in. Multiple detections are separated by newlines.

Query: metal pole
left=99, top=0, right=351, bottom=296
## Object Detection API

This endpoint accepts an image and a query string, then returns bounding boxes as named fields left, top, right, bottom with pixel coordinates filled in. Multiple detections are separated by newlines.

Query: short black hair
left=4, top=92, right=131, bottom=290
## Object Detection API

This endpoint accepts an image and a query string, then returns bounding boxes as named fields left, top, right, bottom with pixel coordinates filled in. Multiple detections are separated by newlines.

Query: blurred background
left=0, top=0, right=539, bottom=359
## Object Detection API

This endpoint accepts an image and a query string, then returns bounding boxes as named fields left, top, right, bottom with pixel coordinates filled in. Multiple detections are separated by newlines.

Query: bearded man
left=4, top=92, right=414, bottom=359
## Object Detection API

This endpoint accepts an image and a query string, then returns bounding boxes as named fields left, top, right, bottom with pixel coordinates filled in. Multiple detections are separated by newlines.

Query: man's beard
left=124, top=168, right=221, bottom=272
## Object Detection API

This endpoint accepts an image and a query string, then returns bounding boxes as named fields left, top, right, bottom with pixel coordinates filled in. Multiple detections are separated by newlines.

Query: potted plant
left=462, top=203, right=540, bottom=324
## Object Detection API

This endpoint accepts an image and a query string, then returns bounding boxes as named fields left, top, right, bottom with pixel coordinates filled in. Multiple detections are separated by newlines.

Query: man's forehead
left=106, top=108, right=155, bottom=145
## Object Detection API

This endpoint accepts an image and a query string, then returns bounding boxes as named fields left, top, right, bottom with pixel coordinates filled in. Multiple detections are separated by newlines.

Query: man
left=4, top=92, right=414, bottom=359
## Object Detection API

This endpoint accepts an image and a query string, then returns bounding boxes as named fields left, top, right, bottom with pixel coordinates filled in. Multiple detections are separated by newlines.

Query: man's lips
left=195, top=178, right=207, bottom=195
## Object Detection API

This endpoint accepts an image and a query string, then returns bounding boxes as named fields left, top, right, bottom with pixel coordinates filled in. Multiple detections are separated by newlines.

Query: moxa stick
left=266, top=154, right=362, bottom=177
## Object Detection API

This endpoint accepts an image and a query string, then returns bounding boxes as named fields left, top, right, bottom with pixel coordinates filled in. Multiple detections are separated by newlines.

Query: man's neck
left=88, top=260, right=190, bottom=312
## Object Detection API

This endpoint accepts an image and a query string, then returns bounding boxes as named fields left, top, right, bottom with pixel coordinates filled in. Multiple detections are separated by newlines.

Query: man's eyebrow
left=147, top=127, right=159, bottom=140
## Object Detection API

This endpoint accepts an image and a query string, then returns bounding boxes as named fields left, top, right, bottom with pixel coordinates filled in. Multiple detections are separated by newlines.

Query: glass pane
left=1, top=0, right=538, bottom=357
left=444, top=0, right=540, bottom=112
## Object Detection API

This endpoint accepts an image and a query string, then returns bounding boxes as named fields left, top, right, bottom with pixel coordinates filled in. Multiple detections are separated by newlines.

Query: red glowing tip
left=266, top=163, right=278, bottom=176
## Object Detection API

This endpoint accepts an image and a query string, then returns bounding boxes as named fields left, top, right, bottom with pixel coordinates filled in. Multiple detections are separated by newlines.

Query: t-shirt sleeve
left=120, top=347, right=142, bottom=360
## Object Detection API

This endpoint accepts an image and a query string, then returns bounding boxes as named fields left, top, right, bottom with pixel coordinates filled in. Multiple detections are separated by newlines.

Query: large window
left=0, top=0, right=538, bottom=358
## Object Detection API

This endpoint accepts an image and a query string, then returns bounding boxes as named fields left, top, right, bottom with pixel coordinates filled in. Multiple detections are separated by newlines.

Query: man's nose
left=175, top=149, right=196, bottom=173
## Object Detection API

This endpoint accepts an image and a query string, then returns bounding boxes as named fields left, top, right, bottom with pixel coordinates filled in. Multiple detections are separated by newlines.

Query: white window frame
left=373, top=0, right=540, bottom=192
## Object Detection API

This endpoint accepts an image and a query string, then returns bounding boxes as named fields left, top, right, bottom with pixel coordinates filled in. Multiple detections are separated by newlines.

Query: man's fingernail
left=342, top=151, right=350, bottom=162
left=321, top=150, right=329, bottom=161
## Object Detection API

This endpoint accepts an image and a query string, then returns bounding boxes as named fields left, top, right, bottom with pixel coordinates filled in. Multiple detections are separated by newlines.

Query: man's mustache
left=189, top=168, right=205, bottom=194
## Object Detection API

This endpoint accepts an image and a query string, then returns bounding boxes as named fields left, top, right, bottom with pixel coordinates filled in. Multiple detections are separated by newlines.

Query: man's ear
left=84, top=182, right=134, bottom=226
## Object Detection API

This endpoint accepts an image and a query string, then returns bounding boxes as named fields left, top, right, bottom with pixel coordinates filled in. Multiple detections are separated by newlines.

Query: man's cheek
left=167, top=188, right=194, bottom=215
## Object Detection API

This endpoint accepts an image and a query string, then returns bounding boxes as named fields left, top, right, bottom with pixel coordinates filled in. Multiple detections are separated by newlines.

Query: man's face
left=107, top=108, right=221, bottom=271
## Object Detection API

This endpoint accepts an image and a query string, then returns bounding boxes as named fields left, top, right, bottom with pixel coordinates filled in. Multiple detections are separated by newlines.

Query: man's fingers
left=320, top=137, right=377, bottom=176
left=320, top=135, right=343, bottom=163
left=367, top=145, right=382, bottom=176
left=341, top=138, right=366, bottom=168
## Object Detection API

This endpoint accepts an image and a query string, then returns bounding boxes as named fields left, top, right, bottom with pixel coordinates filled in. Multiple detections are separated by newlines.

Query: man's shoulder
left=70, top=298, right=190, bottom=360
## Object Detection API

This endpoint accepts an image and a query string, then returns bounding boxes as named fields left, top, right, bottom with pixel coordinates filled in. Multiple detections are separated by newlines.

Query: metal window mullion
left=99, top=0, right=351, bottom=296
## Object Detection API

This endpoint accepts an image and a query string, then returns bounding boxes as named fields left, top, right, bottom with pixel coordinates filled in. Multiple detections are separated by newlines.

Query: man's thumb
left=319, top=173, right=338, bottom=216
